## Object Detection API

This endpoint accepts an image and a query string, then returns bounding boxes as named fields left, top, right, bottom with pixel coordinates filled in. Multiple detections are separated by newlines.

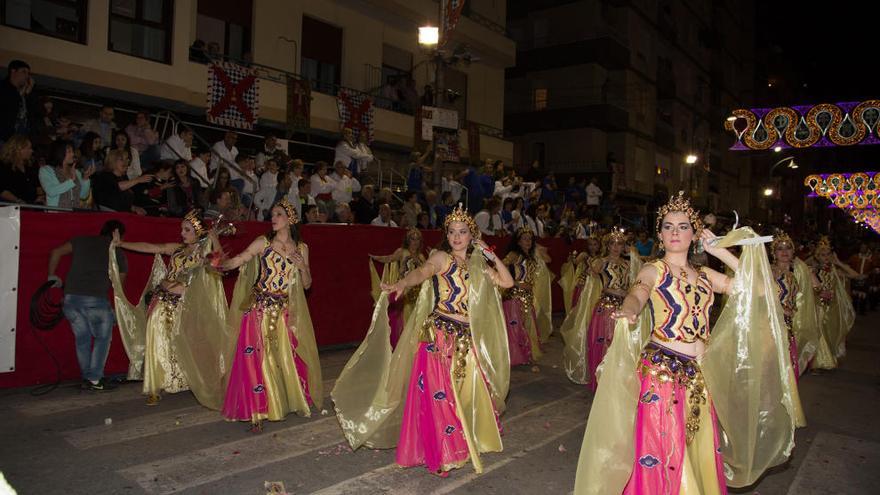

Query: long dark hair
left=79, top=132, right=101, bottom=158
left=48, top=140, right=73, bottom=168
left=507, top=228, right=536, bottom=260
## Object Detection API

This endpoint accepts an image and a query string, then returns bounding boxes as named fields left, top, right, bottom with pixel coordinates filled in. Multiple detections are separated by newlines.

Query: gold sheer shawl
left=109, top=250, right=165, bottom=380
left=792, top=258, right=821, bottom=373
left=574, top=227, right=800, bottom=493
left=534, top=258, right=554, bottom=343
left=825, top=267, right=856, bottom=358
left=559, top=258, right=576, bottom=316
left=332, top=253, right=509, bottom=471
left=369, top=259, right=401, bottom=303
left=559, top=273, right=601, bottom=385
left=701, top=227, right=801, bottom=486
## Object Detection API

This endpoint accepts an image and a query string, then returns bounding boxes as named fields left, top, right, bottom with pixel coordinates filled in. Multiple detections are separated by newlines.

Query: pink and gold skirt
left=587, top=295, right=621, bottom=391
left=624, top=343, right=727, bottom=495
left=502, top=289, right=538, bottom=366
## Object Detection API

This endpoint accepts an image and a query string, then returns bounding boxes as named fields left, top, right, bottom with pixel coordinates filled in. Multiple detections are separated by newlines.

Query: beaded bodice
left=648, top=260, right=714, bottom=343
left=431, top=253, right=470, bottom=318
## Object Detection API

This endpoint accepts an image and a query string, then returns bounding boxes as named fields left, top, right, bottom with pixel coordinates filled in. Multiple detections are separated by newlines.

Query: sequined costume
left=333, top=251, right=509, bottom=475
left=773, top=265, right=802, bottom=378
left=501, top=253, right=543, bottom=365
left=574, top=228, right=801, bottom=495
left=109, top=243, right=230, bottom=409
left=222, top=237, right=323, bottom=423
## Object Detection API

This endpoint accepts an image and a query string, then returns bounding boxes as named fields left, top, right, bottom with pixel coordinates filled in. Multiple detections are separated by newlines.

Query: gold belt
left=596, top=294, right=623, bottom=311
left=422, top=312, right=471, bottom=380
left=252, top=289, right=287, bottom=352
left=505, top=286, right=534, bottom=311
left=640, top=343, right=706, bottom=445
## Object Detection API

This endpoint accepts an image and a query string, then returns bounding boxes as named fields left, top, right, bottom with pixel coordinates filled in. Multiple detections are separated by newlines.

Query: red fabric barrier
left=1, top=211, right=586, bottom=388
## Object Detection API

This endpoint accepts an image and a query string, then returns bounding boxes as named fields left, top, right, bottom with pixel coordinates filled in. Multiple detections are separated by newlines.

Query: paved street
left=1, top=313, right=879, bottom=495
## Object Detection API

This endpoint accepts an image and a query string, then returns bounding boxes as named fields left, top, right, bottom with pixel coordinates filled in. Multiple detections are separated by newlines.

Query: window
left=194, top=0, right=252, bottom=63
left=301, top=16, right=342, bottom=94
left=109, top=0, right=173, bottom=63
left=533, top=88, right=548, bottom=111
left=1, top=0, right=88, bottom=43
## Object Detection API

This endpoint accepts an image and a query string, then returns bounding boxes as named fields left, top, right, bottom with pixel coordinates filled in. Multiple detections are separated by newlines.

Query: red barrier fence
left=1, top=211, right=586, bottom=388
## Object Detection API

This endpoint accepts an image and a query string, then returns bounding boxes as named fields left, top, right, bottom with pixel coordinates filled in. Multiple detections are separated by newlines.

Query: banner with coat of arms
left=336, top=88, right=374, bottom=143
left=206, top=62, right=260, bottom=130
left=287, top=76, right=311, bottom=135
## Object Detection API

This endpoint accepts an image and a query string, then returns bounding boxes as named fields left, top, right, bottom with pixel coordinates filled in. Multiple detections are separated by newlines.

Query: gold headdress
left=444, top=203, right=480, bottom=239
left=770, top=231, right=794, bottom=252
left=183, top=209, right=207, bottom=236
left=655, top=191, right=703, bottom=238
left=405, top=227, right=422, bottom=240
left=814, top=235, right=832, bottom=255
left=275, top=197, right=299, bottom=225
left=603, top=226, right=627, bottom=245
left=516, top=227, right=535, bottom=237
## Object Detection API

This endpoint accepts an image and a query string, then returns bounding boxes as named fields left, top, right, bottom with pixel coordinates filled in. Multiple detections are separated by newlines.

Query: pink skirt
left=502, top=297, right=537, bottom=366
left=221, top=306, right=312, bottom=422
left=396, top=315, right=500, bottom=473
left=623, top=344, right=727, bottom=495
left=587, top=298, right=618, bottom=392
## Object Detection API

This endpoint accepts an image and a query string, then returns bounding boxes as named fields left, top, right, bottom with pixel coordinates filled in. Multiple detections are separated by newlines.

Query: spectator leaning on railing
left=160, top=126, right=193, bottom=162
left=91, top=149, right=150, bottom=215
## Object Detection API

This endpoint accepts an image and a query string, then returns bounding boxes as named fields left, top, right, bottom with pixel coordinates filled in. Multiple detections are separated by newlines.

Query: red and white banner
left=207, top=62, right=260, bottom=130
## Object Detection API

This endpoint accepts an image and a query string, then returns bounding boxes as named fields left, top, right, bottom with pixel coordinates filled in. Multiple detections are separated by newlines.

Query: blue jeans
left=62, top=295, right=115, bottom=382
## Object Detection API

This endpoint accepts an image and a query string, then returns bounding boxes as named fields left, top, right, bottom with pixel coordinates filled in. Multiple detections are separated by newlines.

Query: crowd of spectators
left=0, top=57, right=644, bottom=244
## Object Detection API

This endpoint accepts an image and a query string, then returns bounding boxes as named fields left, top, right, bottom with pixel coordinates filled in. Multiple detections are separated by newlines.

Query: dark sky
left=756, top=4, right=875, bottom=103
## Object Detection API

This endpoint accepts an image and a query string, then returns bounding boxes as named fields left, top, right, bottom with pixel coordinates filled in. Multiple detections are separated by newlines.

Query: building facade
left=505, top=0, right=757, bottom=214
left=0, top=0, right=515, bottom=167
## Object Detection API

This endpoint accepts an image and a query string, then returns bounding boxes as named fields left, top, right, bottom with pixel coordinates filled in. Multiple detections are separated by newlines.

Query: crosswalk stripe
left=311, top=389, right=589, bottom=495
left=118, top=416, right=342, bottom=495
left=11, top=382, right=144, bottom=417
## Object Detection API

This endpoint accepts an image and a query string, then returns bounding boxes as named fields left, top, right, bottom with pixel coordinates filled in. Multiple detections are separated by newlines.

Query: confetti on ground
left=558, top=444, right=567, bottom=453
left=317, top=443, right=353, bottom=456
left=264, top=480, right=288, bottom=494
left=531, top=366, right=541, bottom=373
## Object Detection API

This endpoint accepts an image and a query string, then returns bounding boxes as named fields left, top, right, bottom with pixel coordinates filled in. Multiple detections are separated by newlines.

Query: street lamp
left=685, top=154, right=698, bottom=164
left=773, top=146, right=782, bottom=153
left=763, top=187, right=774, bottom=197
left=418, top=26, right=439, bottom=47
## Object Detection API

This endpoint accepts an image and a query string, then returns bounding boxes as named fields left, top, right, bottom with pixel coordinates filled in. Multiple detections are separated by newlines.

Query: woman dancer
left=333, top=204, right=513, bottom=476
left=369, top=228, right=427, bottom=348
left=560, top=235, right=602, bottom=315
left=560, top=228, right=632, bottom=388
left=574, top=192, right=801, bottom=494
left=109, top=210, right=229, bottom=407
left=770, top=232, right=822, bottom=377
left=501, top=228, right=552, bottom=365
left=809, top=237, right=859, bottom=366
left=221, top=198, right=322, bottom=431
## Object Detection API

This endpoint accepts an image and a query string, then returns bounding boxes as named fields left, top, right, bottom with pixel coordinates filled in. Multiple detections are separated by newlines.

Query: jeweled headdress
left=183, top=209, right=207, bottom=236
left=603, top=226, right=627, bottom=245
left=275, top=197, right=299, bottom=225
left=770, top=231, right=794, bottom=252
left=516, top=227, right=535, bottom=237
left=814, top=235, right=832, bottom=255
left=655, top=191, right=703, bottom=238
left=444, top=203, right=480, bottom=239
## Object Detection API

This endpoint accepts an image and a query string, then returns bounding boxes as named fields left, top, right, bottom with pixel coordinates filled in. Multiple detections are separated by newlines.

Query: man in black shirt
left=0, top=60, right=35, bottom=143
left=48, top=220, right=128, bottom=391
left=352, top=184, right=378, bottom=224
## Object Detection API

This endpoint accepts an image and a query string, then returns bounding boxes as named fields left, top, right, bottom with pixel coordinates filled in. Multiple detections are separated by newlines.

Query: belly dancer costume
left=501, top=248, right=551, bottom=366
left=222, top=205, right=322, bottom=424
left=573, top=194, right=802, bottom=495
left=109, top=210, right=229, bottom=409
left=333, top=205, right=509, bottom=475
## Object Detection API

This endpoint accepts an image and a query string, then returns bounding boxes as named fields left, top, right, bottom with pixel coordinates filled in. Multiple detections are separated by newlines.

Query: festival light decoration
left=725, top=100, right=880, bottom=150
left=804, top=172, right=880, bottom=233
